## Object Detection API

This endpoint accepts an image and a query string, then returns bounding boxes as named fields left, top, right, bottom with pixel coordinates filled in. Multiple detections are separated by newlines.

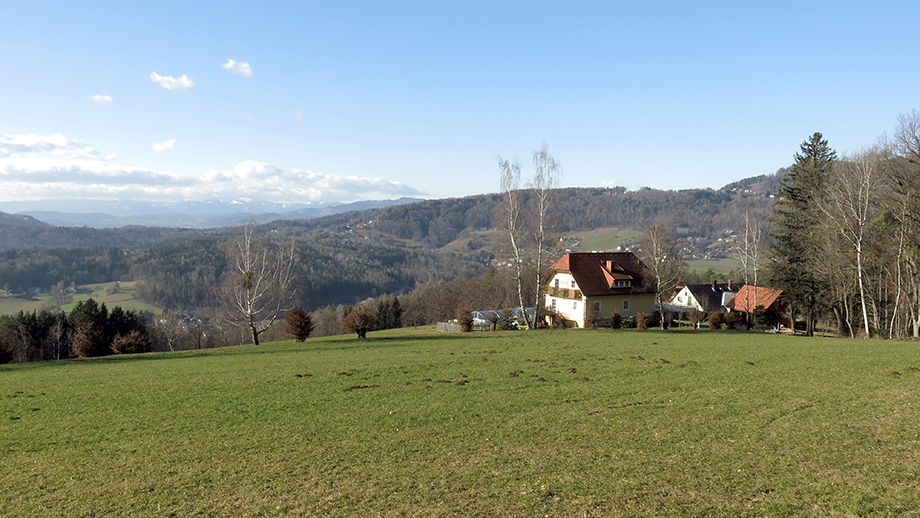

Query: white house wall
left=547, top=295, right=584, bottom=323
left=550, top=272, right=578, bottom=290
left=671, top=286, right=703, bottom=311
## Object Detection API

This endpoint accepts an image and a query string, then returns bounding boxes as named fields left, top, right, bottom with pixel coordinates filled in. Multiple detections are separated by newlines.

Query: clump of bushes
left=71, top=325, right=107, bottom=358
left=111, top=331, right=147, bottom=354
left=635, top=312, right=662, bottom=330
left=723, top=312, right=742, bottom=330
left=610, top=313, right=622, bottom=329
left=496, top=309, right=518, bottom=331
left=708, top=312, right=724, bottom=330
left=342, top=307, right=375, bottom=338
left=457, top=310, right=474, bottom=333
left=0, top=344, right=12, bottom=364
left=285, top=306, right=314, bottom=342
left=751, top=306, right=779, bottom=331
left=636, top=313, right=650, bottom=329
left=584, top=305, right=601, bottom=329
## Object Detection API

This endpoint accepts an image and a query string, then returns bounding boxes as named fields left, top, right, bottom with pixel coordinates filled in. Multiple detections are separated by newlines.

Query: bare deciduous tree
left=495, top=144, right=562, bottom=330
left=733, top=210, right=764, bottom=322
left=497, top=157, right=530, bottom=328
left=882, top=110, right=920, bottom=337
left=220, top=222, right=297, bottom=345
left=818, top=148, right=887, bottom=337
left=638, top=225, right=684, bottom=329
left=530, top=143, right=561, bottom=327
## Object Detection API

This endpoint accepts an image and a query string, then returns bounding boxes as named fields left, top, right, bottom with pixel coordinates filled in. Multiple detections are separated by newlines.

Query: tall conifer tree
left=770, top=132, right=836, bottom=336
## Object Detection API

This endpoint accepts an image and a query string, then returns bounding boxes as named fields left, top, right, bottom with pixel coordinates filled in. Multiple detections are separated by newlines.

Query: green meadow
left=2, top=328, right=919, bottom=517
left=0, top=282, right=162, bottom=316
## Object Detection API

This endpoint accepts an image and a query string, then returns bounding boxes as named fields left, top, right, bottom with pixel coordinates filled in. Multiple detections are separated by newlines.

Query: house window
left=554, top=279, right=559, bottom=288
left=593, top=302, right=601, bottom=312
left=622, top=299, right=630, bottom=311
left=573, top=301, right=578, bottom=310
left=551, top=298, right=557, bottom=311
left=571, top=280, right=577, bottom=288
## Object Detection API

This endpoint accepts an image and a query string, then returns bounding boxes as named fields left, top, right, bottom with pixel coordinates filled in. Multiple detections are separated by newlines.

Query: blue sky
left=2, top=1, right=919, bottom=210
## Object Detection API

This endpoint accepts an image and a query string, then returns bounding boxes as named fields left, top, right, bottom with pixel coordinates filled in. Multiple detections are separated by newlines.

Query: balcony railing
left=544, top=286, right=583, bottom=300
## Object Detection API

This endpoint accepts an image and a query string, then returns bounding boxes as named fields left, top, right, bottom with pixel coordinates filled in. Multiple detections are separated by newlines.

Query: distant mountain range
left=0, top=198, right=424, bottom=228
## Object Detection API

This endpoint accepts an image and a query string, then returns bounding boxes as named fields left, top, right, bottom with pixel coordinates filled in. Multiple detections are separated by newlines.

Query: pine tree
left=770, top=132, right=836, bottom=336
left=375, top=298, right=393, bottom=330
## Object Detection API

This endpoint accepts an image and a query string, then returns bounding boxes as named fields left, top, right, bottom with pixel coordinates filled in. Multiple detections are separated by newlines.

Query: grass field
left=0, top=281, right=162, bottom=316
left=2, top=328, right=920, bottom=517
left=685, top=257, right=739, bottom=277
left=568, top=227, right=644, bottom=252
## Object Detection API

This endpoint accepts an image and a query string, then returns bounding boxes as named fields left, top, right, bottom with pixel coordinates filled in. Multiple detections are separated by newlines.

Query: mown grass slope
left=2, top=328, right=919, bottom=517
left=0, top=281, right=161, bottom=316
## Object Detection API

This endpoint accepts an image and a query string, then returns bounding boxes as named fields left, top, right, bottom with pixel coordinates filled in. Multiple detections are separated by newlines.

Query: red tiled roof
left=728, top=285, right=784, bottom=312
left=545, top=252, right=653, bottom=296
left=548, top=254, right=570, bottom=271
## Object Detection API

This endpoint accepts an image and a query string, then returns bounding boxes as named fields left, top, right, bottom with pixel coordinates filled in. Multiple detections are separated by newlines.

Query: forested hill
left=0, top=211, right=47, bottom=227
left=269, top=170, right=783, bottom=248
left=0, top=225, right=223, bottom=253
left=0, top=169, right=783, bottom=253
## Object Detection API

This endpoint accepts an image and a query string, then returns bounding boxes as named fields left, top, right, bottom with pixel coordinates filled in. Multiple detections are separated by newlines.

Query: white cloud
left=91, top=94, right=113, bottom=104
left=0, top=133, right=425, bottom=205
left=294, top=110, right=303, bottom=121
left=152, top=139, right=176, bottom=152
left=0, top=134, right=100, bottom=159
left=199, top=161, right=424, bottom=202
left=221, top=59, right=253, bottom=77
left=149, top=72, right=195, bottom=90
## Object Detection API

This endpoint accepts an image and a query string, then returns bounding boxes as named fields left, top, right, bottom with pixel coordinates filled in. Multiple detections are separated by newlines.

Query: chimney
left=712, top=280, right=717, bottom=291
left=606, top=260, right=613, bottom=271
left=727, top=279, right=733, bottom=291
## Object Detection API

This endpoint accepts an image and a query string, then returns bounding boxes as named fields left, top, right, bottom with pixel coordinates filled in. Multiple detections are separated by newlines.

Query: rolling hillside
left=0, top=170, right=783, bottom=311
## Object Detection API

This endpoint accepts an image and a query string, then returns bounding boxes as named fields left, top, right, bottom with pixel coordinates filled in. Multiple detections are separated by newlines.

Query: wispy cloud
left=149, top=72, right=195, bottom=90
left=91, top=94, right=113, bottom=104
left=0, top=134, right=100, bottom=159
left=294, top=110, right=303, bottom=121
left=221, top=59, right=253, bottom=77
left=0, top=133, right=424, bottom=204
left=152, top=139, right=176, bottom=152
left=199, top=161, right=424, bottom=202
left=219, top=109, right=257, bottom=121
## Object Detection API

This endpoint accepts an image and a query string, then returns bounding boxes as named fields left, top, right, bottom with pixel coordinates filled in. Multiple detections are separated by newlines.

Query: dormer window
left=613, top=280, right=631, bottom=288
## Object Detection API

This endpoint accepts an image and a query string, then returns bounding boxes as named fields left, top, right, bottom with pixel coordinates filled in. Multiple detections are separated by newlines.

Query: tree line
left=770, top=111, right=920, bottom=338
left=0, top=299, right=148, bottom=362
